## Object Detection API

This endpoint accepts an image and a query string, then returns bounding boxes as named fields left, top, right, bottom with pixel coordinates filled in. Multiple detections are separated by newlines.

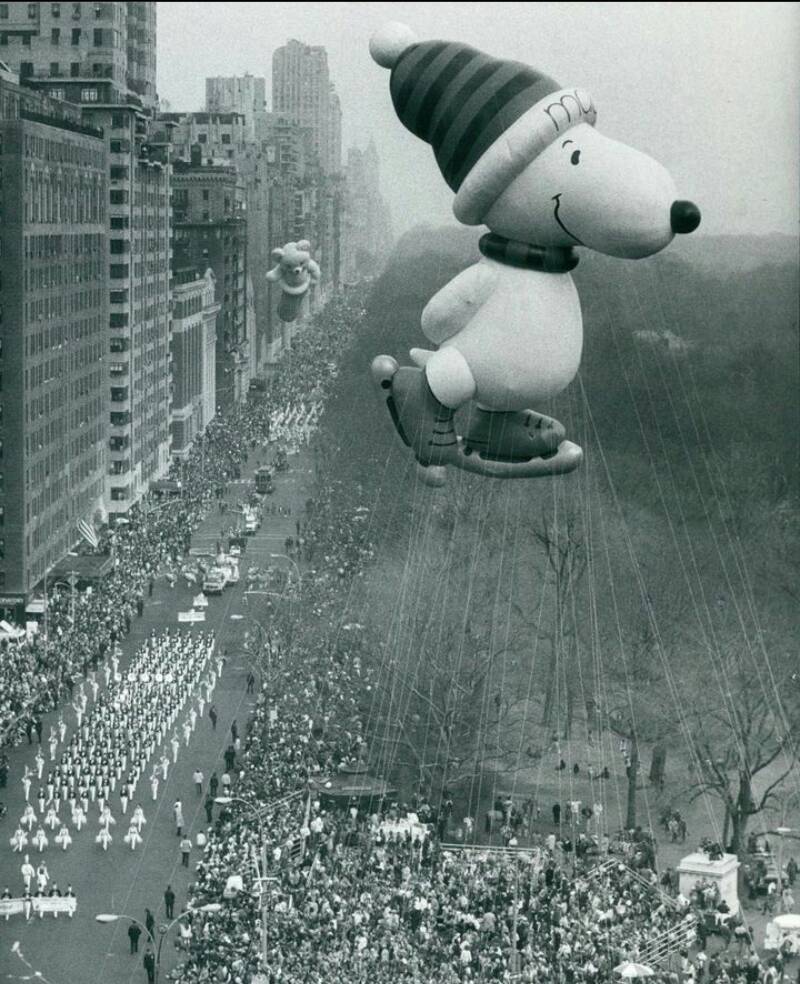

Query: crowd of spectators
left=0, top=292, right=365, bottom=757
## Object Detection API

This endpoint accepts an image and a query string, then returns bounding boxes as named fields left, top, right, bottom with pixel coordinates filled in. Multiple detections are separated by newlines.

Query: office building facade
left=170, top=267, right=219, bottom=457
left=0, top=1, right=172, bottom=515
left=0, top=76, right=107, bottom=617
left=172, top=160, right=248, bottom=411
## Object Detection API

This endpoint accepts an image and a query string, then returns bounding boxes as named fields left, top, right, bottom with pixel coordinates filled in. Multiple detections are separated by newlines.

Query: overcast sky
left=157, top=2, right=799, bottom=238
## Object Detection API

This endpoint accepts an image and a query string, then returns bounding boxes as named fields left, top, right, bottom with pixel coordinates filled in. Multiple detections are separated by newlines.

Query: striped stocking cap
left=370, top=23, right=596, bottom=225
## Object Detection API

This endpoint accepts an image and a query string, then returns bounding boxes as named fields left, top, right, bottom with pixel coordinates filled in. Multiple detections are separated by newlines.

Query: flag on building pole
left=77, top=518, right=98, bottom=550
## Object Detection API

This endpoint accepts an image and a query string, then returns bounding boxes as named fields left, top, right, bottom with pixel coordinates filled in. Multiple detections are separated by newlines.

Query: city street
left=0, top=448, right=314, bottom=984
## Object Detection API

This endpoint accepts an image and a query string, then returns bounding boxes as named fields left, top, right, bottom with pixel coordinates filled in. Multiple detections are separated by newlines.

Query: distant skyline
left=157, top=2, right=799, bottom=238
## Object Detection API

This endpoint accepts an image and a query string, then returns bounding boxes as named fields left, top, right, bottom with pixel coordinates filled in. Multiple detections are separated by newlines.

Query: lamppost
left=214, top=791, right=303, bottom=969
left=242, top=616, right=274, bottom=689
left=775, top=826, right=793, bottom=899
left=96, top=904, right=222, bottom=983
left=269, top=552, right=300, bottom=587
left=52, top=572, right=78, bottom=624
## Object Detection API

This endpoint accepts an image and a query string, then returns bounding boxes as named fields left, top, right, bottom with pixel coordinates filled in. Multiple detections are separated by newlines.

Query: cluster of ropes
left=312, top=258, right=796, bottom=969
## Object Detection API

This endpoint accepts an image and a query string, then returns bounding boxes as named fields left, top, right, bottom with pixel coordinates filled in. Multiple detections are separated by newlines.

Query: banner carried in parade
left=0, top=897, right=77, bottom=919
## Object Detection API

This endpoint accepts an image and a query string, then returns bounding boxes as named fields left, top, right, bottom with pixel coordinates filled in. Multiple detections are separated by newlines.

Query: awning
left=310, top=772, right=397, bottom=806
left=150, top=479, right=181, bottom=495
left=25, top=599, right=47, bottom=615
left=49, top=554, right=114, bottom=583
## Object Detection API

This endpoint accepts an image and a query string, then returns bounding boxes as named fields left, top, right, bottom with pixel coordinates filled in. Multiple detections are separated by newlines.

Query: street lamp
left=269, top=552, right=301, bottom=586
left=52, top=573, right=78, bottom=624
left=96, top=904, right=222, bottom=983
left=213, top=791, right=303, bottom=969
left=775, top=826, right=793, bottom=899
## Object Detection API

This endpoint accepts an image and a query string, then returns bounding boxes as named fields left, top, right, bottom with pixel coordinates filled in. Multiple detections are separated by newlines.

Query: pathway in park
left=0, top=446, right=315, bottom=984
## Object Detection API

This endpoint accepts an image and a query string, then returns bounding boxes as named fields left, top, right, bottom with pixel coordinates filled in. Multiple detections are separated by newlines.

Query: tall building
left=126, top=0, right=156, bottom=109
left=343, top=138, right=393, bottom=283
left=0, top=1, right=157, bottom=110
left=1, top=1, right=173, bottom=516
left=327, top=85, right=341, bottom=177
left=159, top=110, right=249, bottom=166
left=0, top=75, right=107, bottom=620
left=205, top=74, right=266, bottom=142
left=169, top=267, right=219, bottom=458
left=171, top=158, right=248, bottom=411
left=272, top=39, right=341, bottom=174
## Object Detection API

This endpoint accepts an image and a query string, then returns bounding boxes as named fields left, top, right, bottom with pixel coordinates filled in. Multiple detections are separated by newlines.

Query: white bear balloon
left=369, top=23, right=700, bottom=484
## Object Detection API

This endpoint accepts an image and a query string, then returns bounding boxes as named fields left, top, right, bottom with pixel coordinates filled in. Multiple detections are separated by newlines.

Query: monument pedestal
left=677, top=852, right=740, bottom=913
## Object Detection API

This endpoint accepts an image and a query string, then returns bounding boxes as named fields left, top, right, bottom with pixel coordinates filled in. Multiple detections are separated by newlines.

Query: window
left=50, top=61, right=60, bottom=76
left=0, top=505, right=4, bottom=526
left=52, top=3, right=61, bottom=16
left=51, top=88, right=64, bottom=101
left=80, top=88, right=98, bottom=102
left=221, top=133, right=231, bottom=145
left=0, top=6, right=7, bottom=20
left=22, top=33, right=30, bottom=46
left=72, top=2, right=81, bottom=18
left=72, top=27, right=81, bottom=44
left=202, top=189, right=209, bottom=201
left=70, top=62, right=80, bottom=77
left=28, top=3, right=37, bottom=18
left=198, top=134, right=207, bottom=144
left=93, top=28, right=102, bottom=46
left=110, top=113, right=126, bottom=129
left=51, top=27, right=60, bottom=43
left=0, top=35, right=6, bottom=46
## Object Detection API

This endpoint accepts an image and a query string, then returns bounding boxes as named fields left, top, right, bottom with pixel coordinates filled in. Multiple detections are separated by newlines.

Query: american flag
left=77, top=518, right=98, bottom=550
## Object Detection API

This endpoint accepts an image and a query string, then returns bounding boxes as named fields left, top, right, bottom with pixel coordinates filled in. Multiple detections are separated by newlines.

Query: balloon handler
left=369, top=24, right=700, bottom=485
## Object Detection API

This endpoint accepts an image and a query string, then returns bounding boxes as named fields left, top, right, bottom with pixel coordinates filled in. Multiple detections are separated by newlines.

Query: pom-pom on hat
left=370, top=23, right=596, bottom=225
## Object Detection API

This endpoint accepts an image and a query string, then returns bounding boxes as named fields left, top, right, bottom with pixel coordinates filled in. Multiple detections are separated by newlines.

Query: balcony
left=108, top=460, right=130, bottom=476
left=109, top=361, right=128, bottom=376
left=109, top=435, right=130, bottom=452
left=109, top=410, right=130, bottom=427
left=110, top=386, right=129, bottom=403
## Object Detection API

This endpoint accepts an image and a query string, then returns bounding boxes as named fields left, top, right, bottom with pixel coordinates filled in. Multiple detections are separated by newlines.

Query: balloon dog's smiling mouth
left=552, top=194, right=585, bottom=246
